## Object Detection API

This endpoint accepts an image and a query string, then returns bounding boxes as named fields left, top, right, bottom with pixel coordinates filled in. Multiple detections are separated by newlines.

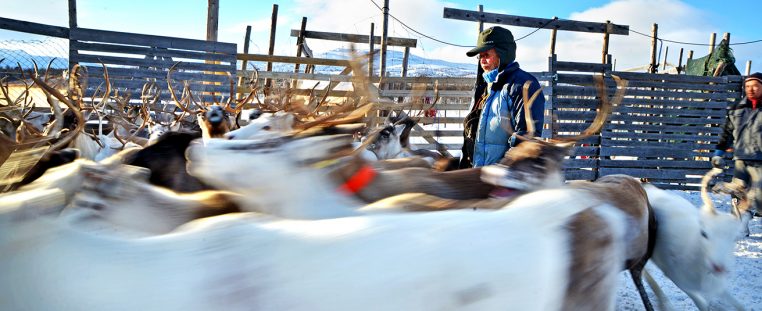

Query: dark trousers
left=732, top=160, right=762, bottom=215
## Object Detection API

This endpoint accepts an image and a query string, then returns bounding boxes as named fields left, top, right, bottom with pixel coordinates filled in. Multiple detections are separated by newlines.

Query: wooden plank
left=408, top=143, right=462, bottom=150
left=71, top=28, right=236, bottom=54
left=554, top=85, right=737, bottom=100
left=380, top=90, right=472, bottom=97
left=85, top=66, right=232, bottom=83
left=443, top=8, right=629, bottom=35
left=554, top=61, right=612, bottom=72
left=555, top=109, right=726, bottom=120
left=599, top=168, right=690, bottom=179
left=599, top=146, right=694, bottom=158
left=611, top=71, right=738, bottom=84
left=556, top=73, right=741, bottom=92
left=600, top=159, right=712, bottom=169
left=0, top=17, right=69, bottom=38
left=71, top=54, right=235, bottom=73
left=597, top=140, right=711, bottom=150
left=290, top=29, right=417, bottom=48
left=553, top=97, right=732, bottom=109
left=237, top=54, right=351, bottom=67
left=563, top=159, right=598, bottom=169
left=375, top=103, right=470, bottom=110
left=601, top=132, right=720, bottom=142
left=563, top=170, right=597, bottom=181
left=85, top=78, right=229, bottom=94
left=71, top=41, right=233, bottom=63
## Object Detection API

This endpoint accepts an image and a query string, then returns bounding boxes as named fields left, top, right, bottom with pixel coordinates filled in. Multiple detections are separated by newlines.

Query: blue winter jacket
left=467, top=62, right=545, bottom=167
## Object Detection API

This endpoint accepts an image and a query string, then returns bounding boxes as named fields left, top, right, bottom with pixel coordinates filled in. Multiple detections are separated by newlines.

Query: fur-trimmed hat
left=466, top=26, right=516, bottom=65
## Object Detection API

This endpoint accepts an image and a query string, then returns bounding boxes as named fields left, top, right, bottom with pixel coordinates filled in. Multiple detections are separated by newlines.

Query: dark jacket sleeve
left=509, top=75, right=545, bottom=141
left=716, top=100, right=738, bottom=151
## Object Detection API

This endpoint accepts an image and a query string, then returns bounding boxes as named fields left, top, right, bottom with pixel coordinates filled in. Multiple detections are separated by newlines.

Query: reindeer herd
left=0, top=58, right=752, bottom=310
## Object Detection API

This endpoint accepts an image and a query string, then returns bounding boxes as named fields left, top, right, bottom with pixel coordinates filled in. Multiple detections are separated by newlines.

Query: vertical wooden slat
left=746, top=61, right=752, bottom=75
left=601, top=20, right=610, bottom=64
left=708, top=32, right=716, bottom=54
left=294, top=17, right=307, bottom=74
left=206, top=0, right=219, bottom=42
left=549, top=17, right=558, bottom=56
left=677, top=48, right=684, bottom=74
left=662, top=46, right=669, bottom=71
left=237, top=25, right=252, bottom=97
left=649, top=23, right=658, bottom=73
left=68, top=0, right=77, bottom=30
left=369, top=23, right=375, bottom=79
left=265, top=4, right=278, bottom=94
left=380, top=0, right=390, bottom=78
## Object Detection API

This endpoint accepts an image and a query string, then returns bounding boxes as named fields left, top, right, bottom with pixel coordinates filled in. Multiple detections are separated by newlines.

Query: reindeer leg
left=629, top=264, right=655, bottom=311
left=643, top=266, right=675, bottom=311
left=714, top=289, right=747, bottom=311
left=685, top=291, right=710, bottom=311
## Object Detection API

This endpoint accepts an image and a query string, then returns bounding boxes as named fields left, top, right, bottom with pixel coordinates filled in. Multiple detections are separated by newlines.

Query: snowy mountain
left=0, top=49, right=68, bottom=69
left=244, top=48, right=477, bottom=77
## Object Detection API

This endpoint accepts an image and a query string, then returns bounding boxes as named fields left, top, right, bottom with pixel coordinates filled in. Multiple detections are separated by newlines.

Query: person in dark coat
left=458, top=26, right=545, bottom=169
left=712, top=72, right=762, bottom=220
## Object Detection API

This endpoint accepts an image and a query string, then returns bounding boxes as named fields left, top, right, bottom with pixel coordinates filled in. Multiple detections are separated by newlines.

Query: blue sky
left=1, top=0, right=760, bottom=73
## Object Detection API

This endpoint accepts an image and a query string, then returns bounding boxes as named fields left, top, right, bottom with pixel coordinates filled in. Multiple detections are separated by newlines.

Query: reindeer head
left=364, top=123, right=406, bottom=160
left=696, top=168, right=743, bottom=278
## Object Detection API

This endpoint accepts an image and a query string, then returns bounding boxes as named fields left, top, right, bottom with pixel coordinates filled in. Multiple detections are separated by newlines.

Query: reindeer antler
left=551, top=74, right=628, bottom=142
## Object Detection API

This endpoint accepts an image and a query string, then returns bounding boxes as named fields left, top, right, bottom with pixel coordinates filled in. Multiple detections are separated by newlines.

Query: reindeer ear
left=394, top=124, right=406, bottom=135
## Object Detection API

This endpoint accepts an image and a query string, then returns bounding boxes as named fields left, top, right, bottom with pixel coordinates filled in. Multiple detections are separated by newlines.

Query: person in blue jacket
left=458, top=26, right=545, bottom=168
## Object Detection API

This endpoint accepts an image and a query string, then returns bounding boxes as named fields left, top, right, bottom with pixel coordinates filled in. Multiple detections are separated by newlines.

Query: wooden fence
left=69, top=28, right=237, bottom=102
left=0, top=17, right=744, bottom=189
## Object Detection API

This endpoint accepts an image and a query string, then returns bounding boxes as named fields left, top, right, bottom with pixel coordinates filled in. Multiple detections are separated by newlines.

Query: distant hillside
left=1, top=47, right=476, bottom=77
left=245, top=48, right=477, bottom=77
left=0, top=49, right=68, bottom=69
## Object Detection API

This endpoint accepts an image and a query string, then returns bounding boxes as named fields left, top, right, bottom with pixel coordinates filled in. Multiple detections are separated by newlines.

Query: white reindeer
left=1, top=181, right=626, bottom=311
left=642, top=168, right=746, bottom=311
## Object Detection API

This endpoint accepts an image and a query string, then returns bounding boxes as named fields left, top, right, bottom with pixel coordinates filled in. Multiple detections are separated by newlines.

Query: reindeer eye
left=262, top=126, right=271, bottom=131
left=700, top=230, right=708, bottom=239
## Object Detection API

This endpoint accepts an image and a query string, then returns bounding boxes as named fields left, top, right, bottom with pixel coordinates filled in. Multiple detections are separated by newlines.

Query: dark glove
left=711, top=156, right=724, bottom=169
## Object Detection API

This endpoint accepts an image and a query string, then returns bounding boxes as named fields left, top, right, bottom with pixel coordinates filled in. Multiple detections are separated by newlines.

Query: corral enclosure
left=0, top=4, right=744, bottom=190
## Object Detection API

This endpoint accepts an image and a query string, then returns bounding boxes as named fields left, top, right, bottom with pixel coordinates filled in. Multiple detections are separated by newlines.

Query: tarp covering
left=686, top=39, right=741, bottom=76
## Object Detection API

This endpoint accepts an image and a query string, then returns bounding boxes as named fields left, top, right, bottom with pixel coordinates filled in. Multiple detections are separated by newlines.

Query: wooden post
left=662, top=46, right=669, bottom=71
left=601, top=20, right=610, bottom=64
left=688, top=50, right=694, bottom=62
left=68, top=0, right=77, bottom=30
left=206, top=0, right=219, bottom=41
left=746, top=61, right=752, bottom=75
left=369, top=23, right=375, bottom=79
left=649, top=23, right=658, bottom=73
left=294, top=17, right=307, bottom=74
left=265, top=4, right=278, bottom=94
left=396, top=46, right=410, bottom=103
left=401, top=46, right=410, bottom=77
left=380, top=0, right=389, bottom=78
left=476, top=5, right=486, bottom=79
left=237, top=25, right=252, bottom=97
left=677, top=48, right=684, bottom=74
left=549, top=16, right=557, bottom=56
left=708, top=32, right=716, bottom=54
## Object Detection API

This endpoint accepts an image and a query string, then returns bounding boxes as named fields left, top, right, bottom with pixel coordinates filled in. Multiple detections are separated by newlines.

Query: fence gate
left=547, top=55, right=743, bottom=190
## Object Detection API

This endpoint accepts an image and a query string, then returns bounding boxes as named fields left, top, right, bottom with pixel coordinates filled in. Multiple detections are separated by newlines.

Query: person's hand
left=711, top=156, right=724, bottom=169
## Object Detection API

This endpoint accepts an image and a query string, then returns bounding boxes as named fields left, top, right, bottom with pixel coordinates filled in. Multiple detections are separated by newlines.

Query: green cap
left=466, top=26, right=517, bottom=65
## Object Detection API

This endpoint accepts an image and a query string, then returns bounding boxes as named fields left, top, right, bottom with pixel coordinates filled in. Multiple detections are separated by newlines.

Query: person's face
left=479, top=48, right=500, bottom=72
left=745, top=79, right=762, bottom=100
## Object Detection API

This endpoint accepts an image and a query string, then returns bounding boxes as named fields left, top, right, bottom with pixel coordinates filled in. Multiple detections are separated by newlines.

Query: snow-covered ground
left=615, top=191, right=762, bottom=310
